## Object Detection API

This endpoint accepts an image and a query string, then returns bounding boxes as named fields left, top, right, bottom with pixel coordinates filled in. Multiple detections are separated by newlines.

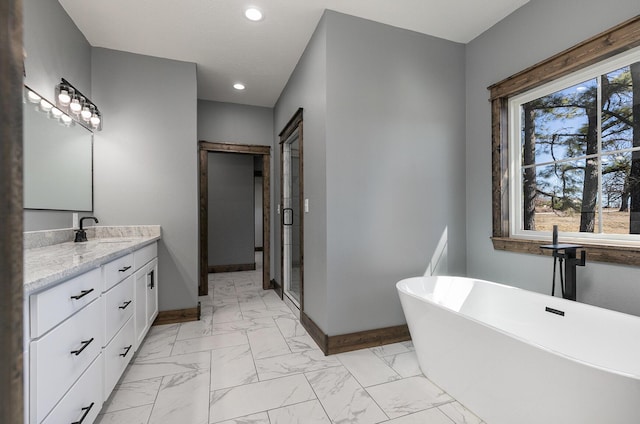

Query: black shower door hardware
left=283, top=208, right=294, bottom=226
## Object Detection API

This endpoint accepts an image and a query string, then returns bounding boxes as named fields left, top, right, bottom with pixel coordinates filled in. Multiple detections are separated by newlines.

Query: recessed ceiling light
left=244, top=7, right=263, bottom=22
left=233, top=83, right=246, bottom=91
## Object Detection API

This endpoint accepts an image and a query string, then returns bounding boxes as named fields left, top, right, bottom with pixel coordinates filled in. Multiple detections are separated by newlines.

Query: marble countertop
left=24, top=226, right=161, bottom=294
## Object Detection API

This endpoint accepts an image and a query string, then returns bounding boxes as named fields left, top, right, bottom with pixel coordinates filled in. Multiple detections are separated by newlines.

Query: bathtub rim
left=396, top=275, right=640, bottom=380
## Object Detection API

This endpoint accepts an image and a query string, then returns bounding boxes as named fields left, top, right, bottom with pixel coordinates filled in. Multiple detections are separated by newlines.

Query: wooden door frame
left=199, top=141, right=271, bottom=296
left=278, top=108, right=304, bottom=311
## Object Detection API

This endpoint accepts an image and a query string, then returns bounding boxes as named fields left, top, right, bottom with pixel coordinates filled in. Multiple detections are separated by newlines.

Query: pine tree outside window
left=510, top=50, right=640, bottom=245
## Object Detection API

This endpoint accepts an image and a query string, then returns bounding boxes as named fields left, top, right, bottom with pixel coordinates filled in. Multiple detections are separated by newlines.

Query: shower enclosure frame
left=278, top=108, right=304, bottom=311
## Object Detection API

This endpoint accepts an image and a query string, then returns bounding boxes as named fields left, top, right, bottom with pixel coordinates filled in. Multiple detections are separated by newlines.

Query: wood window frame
left=489, top=15, right=640, bottom=266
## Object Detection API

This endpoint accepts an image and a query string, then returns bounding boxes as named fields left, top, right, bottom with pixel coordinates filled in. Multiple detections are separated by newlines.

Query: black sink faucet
left=74, top=216, right=99, bottom=242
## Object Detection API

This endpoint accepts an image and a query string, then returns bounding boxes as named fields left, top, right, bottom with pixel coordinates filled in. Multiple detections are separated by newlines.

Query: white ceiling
left=58, top=0, right=529, bottom=107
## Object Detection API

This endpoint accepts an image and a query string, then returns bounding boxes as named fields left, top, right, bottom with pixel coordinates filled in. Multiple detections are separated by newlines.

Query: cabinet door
left=134, top=265, right=149, bottom=351
left=146, top=258, right=158, bottom=326
left=134, top=258, right=159, bottom=351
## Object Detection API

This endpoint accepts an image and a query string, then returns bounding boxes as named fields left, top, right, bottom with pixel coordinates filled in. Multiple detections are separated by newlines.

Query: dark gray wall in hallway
left=465, top=0, right=640, bottom=315
left=92, top=48, right=198, bottom=312
left=208, top=153, right=256, bottom=267
left=23, top=0, right=92, bottom=231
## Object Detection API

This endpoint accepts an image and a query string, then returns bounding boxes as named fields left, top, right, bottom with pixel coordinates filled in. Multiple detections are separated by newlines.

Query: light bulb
left=39, top=100, right=53, bottom=112
left=244, top=7, right=263, bottom=21
left=69, top=98, right=82, bottom=113
left=50, top=108, right=63, bottom=118
left=90, top=113, right=101, bottom=128
left=61, top=114, right=73, bottom=126
left=58, top=89, right=71, bottom=106
left=27, top=90, right=41, bottom=103
left=233, top=83, right=246, bottom=90
left=81, top=106, right=92, bottom=121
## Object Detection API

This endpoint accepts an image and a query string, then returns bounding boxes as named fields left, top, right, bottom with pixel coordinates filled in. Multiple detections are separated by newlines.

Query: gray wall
left=23, top=0, right=92, bottom=231
left=275, top=11, right=466, bottom=336
left=466, top=0, right=640, bottom=316
left=275, top=15, right=329, bottom=331
left=92, top=48, right=198, bottom=312
left=198, top=100, right=273, bottom=146
left=324, top=12, right=466, bottom=335
left=208, top=153, right=255, bottom=267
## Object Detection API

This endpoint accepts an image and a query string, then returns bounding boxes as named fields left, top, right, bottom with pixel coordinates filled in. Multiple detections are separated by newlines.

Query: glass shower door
left=282, top=130, right=302, bottom=307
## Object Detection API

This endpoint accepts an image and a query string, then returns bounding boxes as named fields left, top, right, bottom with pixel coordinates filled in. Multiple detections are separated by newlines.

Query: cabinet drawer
left=104, top=316, right=135, bottom=396
left=30, top=267, right=101, bottom=338
left=41, top=354, right=103, bottom=424
left=104, top=275, right=134, bottom=345
left=103, top=253, right=134, bottom=291
left=31, top=297, right=102, bottom=423
left=134, top=242, right=157, bottom=269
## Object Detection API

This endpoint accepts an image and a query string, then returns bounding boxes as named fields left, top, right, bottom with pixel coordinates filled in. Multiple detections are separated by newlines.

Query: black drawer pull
left=70, top=289, right=94, bottom=300
left=120, top=345, right=133, bottom=358
left=118, top=300, right=132, bottom=310
left=118, top=265, right=132, bottom=272
left=148, top=270, right=155, bottom=289
left=71, top=402, right=95, bottom=424
left=70, top=338, right=94, bottom=356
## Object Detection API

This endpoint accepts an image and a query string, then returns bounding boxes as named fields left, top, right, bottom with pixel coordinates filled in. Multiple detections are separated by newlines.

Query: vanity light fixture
left=55, top=78, right=102, bottom=131
left=233, top=83, right=246, bottom=90
left=244, top=7, right=263, bottom=21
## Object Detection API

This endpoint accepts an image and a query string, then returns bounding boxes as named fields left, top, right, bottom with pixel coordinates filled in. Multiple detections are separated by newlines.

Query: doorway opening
left=279, top=109, right=304, bottom=310
left=198, top=141, right=271, bottom=296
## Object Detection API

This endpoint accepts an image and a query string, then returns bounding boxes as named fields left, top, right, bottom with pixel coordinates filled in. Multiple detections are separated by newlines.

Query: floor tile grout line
left=301, top=371, right=335, bottom=424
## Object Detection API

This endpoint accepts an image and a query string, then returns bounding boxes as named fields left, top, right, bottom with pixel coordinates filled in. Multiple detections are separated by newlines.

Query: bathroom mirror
left=23, top=87, right=93, bottom=211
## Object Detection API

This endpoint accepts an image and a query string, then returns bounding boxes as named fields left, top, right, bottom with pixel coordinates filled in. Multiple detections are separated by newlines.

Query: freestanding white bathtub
left=397, top=275, right=640, bottom=424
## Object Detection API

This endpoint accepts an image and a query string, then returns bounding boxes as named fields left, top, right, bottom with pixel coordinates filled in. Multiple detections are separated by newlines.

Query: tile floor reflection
left=96, top=256, right=486, bottom=424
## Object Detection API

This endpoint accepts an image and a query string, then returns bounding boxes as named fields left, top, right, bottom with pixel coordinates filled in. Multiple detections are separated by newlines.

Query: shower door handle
left=282, top=208, right=293, bottom=226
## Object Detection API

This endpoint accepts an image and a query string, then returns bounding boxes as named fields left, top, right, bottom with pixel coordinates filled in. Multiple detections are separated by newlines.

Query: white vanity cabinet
left=26, top=240, right=159, bottom=424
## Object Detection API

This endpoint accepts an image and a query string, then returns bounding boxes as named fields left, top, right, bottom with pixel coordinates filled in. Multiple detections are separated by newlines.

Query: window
left=510, top=50, right=640, bottom=244
left=489, top=16, right=640, bottom=265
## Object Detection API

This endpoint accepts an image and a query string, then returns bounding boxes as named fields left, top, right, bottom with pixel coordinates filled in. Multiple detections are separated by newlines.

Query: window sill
left=491, top=237, right=640, bottom=266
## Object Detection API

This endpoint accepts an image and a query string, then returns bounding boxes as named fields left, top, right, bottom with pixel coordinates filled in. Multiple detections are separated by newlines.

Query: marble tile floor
left=96, top=264, right=486, bottom=424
